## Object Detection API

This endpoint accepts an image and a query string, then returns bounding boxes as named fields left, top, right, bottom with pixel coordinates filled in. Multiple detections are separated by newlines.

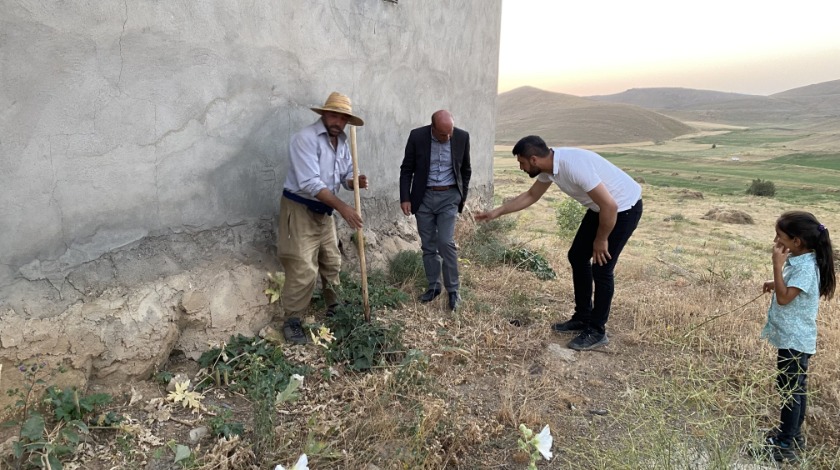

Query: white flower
left=275, top=453, right=308, bottom=470
left=533, top=425, right=553, bottom=460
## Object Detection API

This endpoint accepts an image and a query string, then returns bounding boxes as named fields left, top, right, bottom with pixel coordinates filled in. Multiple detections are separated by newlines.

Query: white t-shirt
left=536, top=147, right=641, bottom=212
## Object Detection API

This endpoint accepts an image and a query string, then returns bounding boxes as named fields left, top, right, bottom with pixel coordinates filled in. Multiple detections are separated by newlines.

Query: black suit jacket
left=399, top=125, right=471, bottom=214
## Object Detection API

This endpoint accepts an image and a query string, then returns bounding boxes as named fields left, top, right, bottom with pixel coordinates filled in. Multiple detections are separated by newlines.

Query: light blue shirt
left=761, top=251, right=820, bottom=354
left=283, top=119, right=353, bottom=199
left=427, top=129, right=455, bottom=187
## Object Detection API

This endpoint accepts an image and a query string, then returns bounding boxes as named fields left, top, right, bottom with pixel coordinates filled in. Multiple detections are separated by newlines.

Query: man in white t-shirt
left=476, top=135, right=642, bottom=350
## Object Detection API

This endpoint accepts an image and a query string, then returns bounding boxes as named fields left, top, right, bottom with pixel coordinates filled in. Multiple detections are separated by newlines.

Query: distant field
left=687, top=129, right=806, bottom=146
left=767, top=152, right=840, bottom=171
left=493, top=145, right=840, bottom=207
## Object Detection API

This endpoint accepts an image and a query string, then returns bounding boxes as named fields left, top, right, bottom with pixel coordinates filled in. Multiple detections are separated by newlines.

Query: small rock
left=189, top=426, right=209, bottom=443
left=547, top=343, right=577, bottom=363
left=589, top=409, right=609, bottom=416
left=166, top=373, right=190, bottom=392
left=260, top=325, right=285, bottom=346
left=0, top=436, right=19, bottom=459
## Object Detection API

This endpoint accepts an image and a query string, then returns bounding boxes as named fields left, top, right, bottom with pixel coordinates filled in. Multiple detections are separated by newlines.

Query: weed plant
left=2, top=360, right=119, bottom=470
left=503, top=247, right=557, bottom=280
left=247, top=360, right=277, bottom=463
left=555, top=196, right=586, bottom=238
left=461, top=218, right=556, bottom=280
left=324, top=303, right=405, bottom=371
left=316, top=270, right=408, bottom=312
left=196, top=334, right=306, bottom=393
left=387, top=250, right=426, bottom=290
left=460, top=218, right=516, bottom=266
left=206, top=406, right=244, bottom=439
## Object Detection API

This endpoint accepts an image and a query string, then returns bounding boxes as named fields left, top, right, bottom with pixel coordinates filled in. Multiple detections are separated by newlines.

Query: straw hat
left=310, top=92, right=364, bottom=126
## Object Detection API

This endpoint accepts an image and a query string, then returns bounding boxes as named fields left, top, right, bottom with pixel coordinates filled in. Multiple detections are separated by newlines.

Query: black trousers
left=777, top=348, right=810, bottom=441
left=568, top=199, right=643, bottom=334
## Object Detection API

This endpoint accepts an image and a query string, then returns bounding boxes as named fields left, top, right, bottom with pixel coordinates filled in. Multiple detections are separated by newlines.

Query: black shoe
left=419, top=288, right=441, bottom=303
left=568, top=329, right=609, bottom=350
left=448, top=292, right=460, bottom=311
left=749, top=435, right=802, bottom=462
left=551, top=318, right=587, bottom=333
left=767, top=435, right=802, bottom=462
left=325, top=303, right=340, bottom=318
left=282, top=317, right=309, bottom=345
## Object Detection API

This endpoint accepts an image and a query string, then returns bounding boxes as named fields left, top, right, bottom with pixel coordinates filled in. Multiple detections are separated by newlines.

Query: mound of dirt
left=676, top=189, right=703, bottom=199
left=700, top=208, right=754, bottom=224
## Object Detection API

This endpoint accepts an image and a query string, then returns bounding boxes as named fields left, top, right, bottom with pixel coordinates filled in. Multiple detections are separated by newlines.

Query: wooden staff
left=349, top=126, right=371, bottom=322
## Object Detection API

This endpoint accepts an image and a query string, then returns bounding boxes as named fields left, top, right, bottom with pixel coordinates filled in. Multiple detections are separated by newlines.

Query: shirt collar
left=431, top=127, right=448, bottom=144
left=787, top=251, right=816, bottom=266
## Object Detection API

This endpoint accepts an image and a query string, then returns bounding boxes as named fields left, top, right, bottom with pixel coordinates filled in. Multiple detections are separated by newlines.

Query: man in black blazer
left=400, top=110, right=471, bottom=311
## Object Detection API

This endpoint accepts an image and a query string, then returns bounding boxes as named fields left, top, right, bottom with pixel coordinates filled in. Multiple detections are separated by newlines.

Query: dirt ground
left=4, top=155, right=840, bottom=469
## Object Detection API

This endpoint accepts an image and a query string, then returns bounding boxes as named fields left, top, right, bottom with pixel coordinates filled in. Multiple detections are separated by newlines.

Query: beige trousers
left=277, top=197, right=341, bottom=316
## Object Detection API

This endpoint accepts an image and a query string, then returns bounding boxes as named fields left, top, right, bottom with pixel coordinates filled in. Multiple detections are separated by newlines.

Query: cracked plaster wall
left=0, top=0, right=502, bottom=315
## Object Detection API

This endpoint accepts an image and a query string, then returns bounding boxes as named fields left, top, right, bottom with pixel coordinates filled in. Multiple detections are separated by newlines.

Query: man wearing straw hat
left=277, top=92, right=368, bottom=344
left=400, top=110, right=472, bottom=312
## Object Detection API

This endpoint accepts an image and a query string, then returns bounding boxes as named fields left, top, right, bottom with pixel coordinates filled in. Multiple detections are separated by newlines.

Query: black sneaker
left=768, top=435, right=802, bottom=462
left=325, top=303, right=340, bottom=318
left=419, top=288, right=441, bottom=303
left=551, top=318, right=587, bottom=333
left=764, top=428, right=806, bottom=452
left=568, top=329, right=609, bottom=350
left=282, top=317, right=309, bottom=345
left=748, top=434, right=803, bottom=462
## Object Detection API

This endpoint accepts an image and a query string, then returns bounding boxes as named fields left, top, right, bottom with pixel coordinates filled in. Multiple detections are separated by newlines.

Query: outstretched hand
left=474, top=210, right=495, bottom=222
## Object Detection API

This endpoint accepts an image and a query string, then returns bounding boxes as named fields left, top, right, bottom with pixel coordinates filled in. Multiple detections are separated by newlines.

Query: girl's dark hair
left=776, top=211, right=836, bottom=300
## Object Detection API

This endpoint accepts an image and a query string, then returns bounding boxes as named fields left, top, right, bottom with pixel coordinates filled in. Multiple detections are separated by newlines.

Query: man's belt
left=283, top=189, right=333, bottom=215
left=427, top=185, right=456, bottom=191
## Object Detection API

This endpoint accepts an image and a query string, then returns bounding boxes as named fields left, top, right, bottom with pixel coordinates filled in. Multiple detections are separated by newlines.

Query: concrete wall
left=0, top=0, right=502, bottom=316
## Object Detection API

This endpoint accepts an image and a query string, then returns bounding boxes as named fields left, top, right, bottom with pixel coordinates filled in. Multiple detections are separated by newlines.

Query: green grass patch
left=603, top=152, right=840, bottom=205
left=767, top=152, right=840, bottom=171
left=688, top=129, right=806, bottom=147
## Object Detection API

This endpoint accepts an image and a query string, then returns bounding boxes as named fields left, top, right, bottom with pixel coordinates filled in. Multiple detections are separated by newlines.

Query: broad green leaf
left=21, top=414, right=45, bottom=441
left=47, top=453, right=63, bottom=470
left=173, top=444, right=191, bottom=463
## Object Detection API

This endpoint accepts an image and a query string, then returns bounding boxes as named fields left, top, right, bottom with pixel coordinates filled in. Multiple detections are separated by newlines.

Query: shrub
left=504, top=247, right=556, bottom=280
left=461, top=219, right=556, bottom=280
left=555, top=197, right=586, bottom=238
left=196, top=334, right=306, bottom=393
left=461, top=218, right=516, bottom=266
left=324, top=303, right=404, bottom=371
left=388, top=250, right=425, bottom=290
left=746, top=178, right=775, bottom=197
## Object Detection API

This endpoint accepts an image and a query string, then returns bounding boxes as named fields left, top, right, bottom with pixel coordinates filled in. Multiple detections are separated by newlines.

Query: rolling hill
left=585, top=80, right=840, bottom=126
left=587, top=87, right=755, bottom=110
left=495, top=86, right=695, bottom=146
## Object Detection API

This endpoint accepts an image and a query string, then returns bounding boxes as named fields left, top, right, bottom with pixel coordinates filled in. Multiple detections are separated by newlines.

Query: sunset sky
left=498, top=0, right=840, bottom=97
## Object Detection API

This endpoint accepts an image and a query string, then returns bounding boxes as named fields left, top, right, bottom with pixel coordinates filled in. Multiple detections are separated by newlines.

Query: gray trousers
left=416, top=188, right=460, bottom=292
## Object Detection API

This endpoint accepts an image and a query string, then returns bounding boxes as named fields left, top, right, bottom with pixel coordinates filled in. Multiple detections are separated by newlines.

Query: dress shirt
left=427, top=129, right=456, bottom=187
left=283, top=119, right=353, bottom=199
